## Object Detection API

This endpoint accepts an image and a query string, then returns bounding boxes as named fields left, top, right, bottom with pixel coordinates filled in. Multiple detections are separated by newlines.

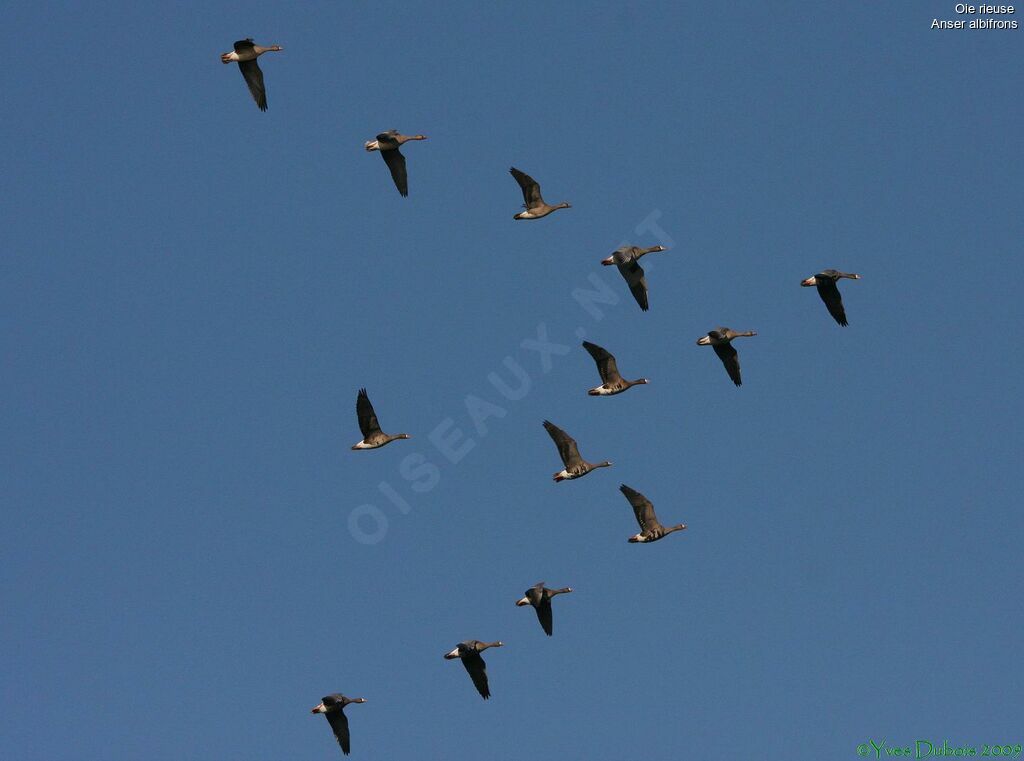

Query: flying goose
left=543, top=420, right=612, bottom=482
left=516, top=582, right=573, bottom=636
left=696, top=327, right=757, bottom=386
left=619, top=484, right=686, bottom=543
left=220, top=38, right=282, bottom=111
left=311, top=694, right=367, bottom=756
left=801, top=270, right=861, bottom=326
left=509, top=168, right=571, bottom=219
left=364, top=131, right=427, bottom=197
left=582, top=341, right=649, bottom=396
left=444, top=640, right=504, bottom=699
left=600, top=246, right=667, bottom=311
left=352, top=389, right=411, bottom=449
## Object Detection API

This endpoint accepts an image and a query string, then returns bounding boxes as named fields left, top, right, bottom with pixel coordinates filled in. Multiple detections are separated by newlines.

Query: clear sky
left=2, top=2, right=1022, bottom=759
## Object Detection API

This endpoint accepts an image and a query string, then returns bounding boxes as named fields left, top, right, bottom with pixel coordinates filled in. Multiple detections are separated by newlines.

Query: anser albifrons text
left=619, top=484, right=686, bottom=543
left=600, top=245, right=667, bottom=311
left=516, top=582, right=573, bottom=636
left=352, top=389, right=411, bottom=449
left=444, top=640, right=504, bottom=699
left=311, top=694, right=367, bottom=756
left=696, top=327, right=757, bottom=386
left=509, top=168, right=570, bottom=220
left=542, top=420, right=612, bottom=482
left=365, top=131, right=427, bottom=197
left=801, top=269, right=861, bottom=326
left=582, top=341, right=649, bottom=396
left=220, top=38, right=282, bottom=111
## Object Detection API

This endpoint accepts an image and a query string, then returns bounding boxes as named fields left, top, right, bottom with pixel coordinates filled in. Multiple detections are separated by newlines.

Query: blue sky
left=2, top=2, right=1022, bottom=759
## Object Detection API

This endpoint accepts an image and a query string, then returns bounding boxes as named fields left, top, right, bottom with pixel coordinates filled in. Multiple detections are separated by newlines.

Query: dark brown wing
left=543, top=420, right=582, bottom=468
left=816, top=279, right=848, bottom=326
left=325, top=709, right=351, bottom=755
left=582, top=341, right=621, bottom=384
left=237, top=59, right=267, bottom=111
left=510, top=167, right=544, bottom=209
left=620, top=484, right=662, bottom=533
left=535, top=597, right=554, bottom=636
left=712, top=342, right=742, bottom=386
left=380, top=148, right=408, bottom=197
left=233, top=39, right=255, bottom=53
left=618, top=259, right=648, bottom=311
left=461, top=652, right=491, bottom=699
left=356, top=389, right=382, bottom=438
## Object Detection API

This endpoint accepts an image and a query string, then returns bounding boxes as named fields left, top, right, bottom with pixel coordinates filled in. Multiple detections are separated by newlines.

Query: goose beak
left=311, top=703, right=326, bottom=714
left=800, top=277, right=816, bottom=287
left=444, top=648, right=460, bottom=659
left=696, top=335, right=712, bottom=346
left=515, top=597, right=530, bottom=606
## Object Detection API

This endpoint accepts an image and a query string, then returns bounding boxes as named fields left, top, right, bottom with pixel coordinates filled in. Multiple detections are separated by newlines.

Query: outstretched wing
left=712, top=342, right=742, bottom=386
left=356, top=389, right=382, bottom=438
left=461, top=652, right=491, bottom=699
left=815, top=279, right=848, bottom=326
left=620, top=484, right=661, bottom=533
left=582, top=341, right=621, bottom=384
left=510, top=167, right=544, bottom=209
left=380, top=147, right=408, bottom=197
left=617, top=258, right=649, bottom=311
left=325, top=710, right=351, bottom=755
left=237, top=58, right=267, bottom=111
left=535, top=597, right=554, bottom=636
left=543, top=420, right=582, bottom=468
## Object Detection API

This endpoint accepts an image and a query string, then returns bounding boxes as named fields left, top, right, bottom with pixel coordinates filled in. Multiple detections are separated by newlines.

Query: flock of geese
left=222, top=37, right=863, bottom=756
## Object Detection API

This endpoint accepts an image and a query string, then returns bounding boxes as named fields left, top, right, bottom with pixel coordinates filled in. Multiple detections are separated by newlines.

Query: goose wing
left=543, top=420, right=582, bottom=468
left=712, top=342, right=742, bottom=386
left=461, top=652, right=491, bottom=699
left=582, top=341, right=622, bottom=384
left=620, top=484, right=662, bottom=533
left=324, top=709, right=351, bottom=755
left=356, top=389, right=382, bottom=438
left=379, top=147, right=408, bottom=196
left=535, top=596, right=554, bottom=636
left=237, top=57, right=267, bottom=111
left=617, top=257, right=649, bottom=311
left=815, top=278, right=848, bottom=326
left=510, top=167, right=544, bottom=209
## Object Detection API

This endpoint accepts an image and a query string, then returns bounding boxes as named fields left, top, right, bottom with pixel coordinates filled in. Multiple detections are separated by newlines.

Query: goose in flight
left=600, top=245, right=667, bottom=311
left=801, top=270, right=861, bottom=326
left=444, top=640, right=504, bottom=699
left=365, top=131, right=427, bottom=197
left=619, top=484, right=686, bottom=543
left=220, top=38, right=282, bottom=111
left=509, top=167, right=570, bottom=219
left=352, top=389, right=411, bottom=449
left=516, top=582, right=573, bottom=636
left=582, top=341, right=649, bottom=396
left=311, top=694, right=367, bottom=756
left=696, top=327, right=757, bottom=386
left=542, top=420, right=612, bottom=482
